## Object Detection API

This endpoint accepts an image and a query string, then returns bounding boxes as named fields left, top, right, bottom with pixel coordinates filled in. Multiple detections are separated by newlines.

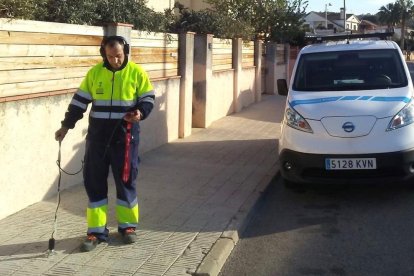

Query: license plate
left=325, top=158, right=377, bottom=170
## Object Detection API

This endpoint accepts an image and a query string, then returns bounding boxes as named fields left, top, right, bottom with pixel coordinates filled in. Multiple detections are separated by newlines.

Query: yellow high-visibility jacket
left=62, top=61, right=155, bottom=143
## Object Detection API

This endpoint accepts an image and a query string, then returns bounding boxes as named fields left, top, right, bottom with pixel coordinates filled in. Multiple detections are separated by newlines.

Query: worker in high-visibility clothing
left=55, top=35, right=155, bottom=252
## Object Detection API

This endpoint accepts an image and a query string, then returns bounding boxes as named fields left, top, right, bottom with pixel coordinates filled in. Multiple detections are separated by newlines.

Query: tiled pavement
left=0, top=95, right=285, bottom=276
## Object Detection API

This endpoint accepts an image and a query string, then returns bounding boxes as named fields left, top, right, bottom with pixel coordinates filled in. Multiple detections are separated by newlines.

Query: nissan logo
left=342, top=122, right=355, bottom=133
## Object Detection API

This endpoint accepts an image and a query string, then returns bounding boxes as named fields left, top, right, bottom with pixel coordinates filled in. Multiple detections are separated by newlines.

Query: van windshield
left=293, top=49, right=408, bottom=91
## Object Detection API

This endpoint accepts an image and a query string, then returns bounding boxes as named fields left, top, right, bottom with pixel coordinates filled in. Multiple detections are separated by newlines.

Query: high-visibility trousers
left=83, top=139, right=139, bottom=240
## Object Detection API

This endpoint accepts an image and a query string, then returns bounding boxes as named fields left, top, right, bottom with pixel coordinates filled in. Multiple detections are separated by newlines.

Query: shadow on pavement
left=0, top=237, right=82, bottom=258
left=232, top=94, right=285, bottom=123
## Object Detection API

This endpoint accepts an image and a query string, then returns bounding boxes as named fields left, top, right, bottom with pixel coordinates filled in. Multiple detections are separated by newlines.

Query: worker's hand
left=55, top=127, right=69, bottom=142
left=124, top=110, right=142, bottom=123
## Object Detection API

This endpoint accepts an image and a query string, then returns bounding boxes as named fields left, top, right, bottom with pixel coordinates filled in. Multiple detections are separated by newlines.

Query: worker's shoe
left=122, top=227, right=137, bottom=244
left=81, top=234, right=101, bottom=252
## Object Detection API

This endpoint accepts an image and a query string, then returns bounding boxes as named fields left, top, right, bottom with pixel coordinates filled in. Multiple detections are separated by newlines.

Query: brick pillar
left=232, top=38, right=242, bottom=113
left=104, top=23, right=133, bottom=57
left=285, top=44, right=291, bottom=85
left=265, top=42, right=277, bottom=94
left=179, top=32, right=195, bottom=138
left=193, top=34, right=213, bottom=128
left=254, top=40, right=263, bottom=102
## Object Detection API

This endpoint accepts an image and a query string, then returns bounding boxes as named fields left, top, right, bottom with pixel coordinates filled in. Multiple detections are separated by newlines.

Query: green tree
left=203, top=0, right=308, bottom=42
left=165, top=3, right=220, bottom=35
left=254, top=0, right=307, bottom=43
left=1, top=0, right=167, bottom=32
left=205, top=0, right=256, bottom=39
left=95, top=0, right=166, bottom=32
left=167, top=2, right=254, bottom=39
left=43, top=0, right=99, bottom=25
left=0, top=0, right=47, bottom=19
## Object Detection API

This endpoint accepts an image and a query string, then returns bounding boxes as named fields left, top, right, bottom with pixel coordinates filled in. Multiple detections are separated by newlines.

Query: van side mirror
left=277, top=79, right=288, bottom=96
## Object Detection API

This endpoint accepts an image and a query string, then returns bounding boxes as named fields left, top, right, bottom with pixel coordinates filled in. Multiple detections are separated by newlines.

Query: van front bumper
left=279, top=149, right=414, bottom=184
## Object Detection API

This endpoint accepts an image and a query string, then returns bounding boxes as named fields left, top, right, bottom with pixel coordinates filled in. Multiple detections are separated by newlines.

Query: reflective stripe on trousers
left=116, top=198, right=139, bottom=229
left=87, top=198, right=108, bottom=234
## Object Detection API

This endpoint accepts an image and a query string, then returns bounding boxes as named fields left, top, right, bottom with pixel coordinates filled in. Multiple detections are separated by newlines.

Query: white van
left=277, top=34, right=414, bottom=186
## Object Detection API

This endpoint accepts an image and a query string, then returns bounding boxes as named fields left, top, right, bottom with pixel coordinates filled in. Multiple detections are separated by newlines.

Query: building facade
left=146, top=0, right=210, bottom=12
left=303, top=8, right=361, bottom=33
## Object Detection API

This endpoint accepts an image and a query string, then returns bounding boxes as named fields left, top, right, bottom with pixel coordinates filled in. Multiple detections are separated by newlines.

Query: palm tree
left=378, top=1, right=414, bottom=49
left=398, top=0, right=414, bottom=49
left=378, top=2, right=401, bottom=28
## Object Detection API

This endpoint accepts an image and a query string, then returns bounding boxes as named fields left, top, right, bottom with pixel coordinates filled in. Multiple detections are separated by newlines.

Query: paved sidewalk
left=0, top=95, right=284, bottom=276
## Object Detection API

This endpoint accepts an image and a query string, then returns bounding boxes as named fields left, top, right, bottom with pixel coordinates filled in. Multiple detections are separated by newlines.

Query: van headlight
left=285, top=106, right=313, bottom=133
left=387, top=101, right=414, bottom=131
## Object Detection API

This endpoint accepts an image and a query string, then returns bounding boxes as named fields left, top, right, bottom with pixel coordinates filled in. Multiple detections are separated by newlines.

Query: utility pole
left=325, top=3, right=332, bottom=29
left=400, top=1, right=409, bottom=50
left=343, top=0, right=346, bottom=32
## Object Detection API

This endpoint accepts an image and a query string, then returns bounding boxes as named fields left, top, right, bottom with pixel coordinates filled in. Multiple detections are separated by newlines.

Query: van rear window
left=293, top=49, right=408, bottom=91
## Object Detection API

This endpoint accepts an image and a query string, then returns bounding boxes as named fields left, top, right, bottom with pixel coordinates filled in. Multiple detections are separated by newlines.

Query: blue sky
left=306, top=0, right=394, bottom=15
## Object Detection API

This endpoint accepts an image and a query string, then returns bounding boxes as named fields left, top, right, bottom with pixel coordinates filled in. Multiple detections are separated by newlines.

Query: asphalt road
left=220, top=175, right=414, bottom=276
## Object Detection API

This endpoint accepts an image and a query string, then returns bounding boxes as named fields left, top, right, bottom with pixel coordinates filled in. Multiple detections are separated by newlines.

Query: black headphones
left=100, top=35, right=130, bottom=58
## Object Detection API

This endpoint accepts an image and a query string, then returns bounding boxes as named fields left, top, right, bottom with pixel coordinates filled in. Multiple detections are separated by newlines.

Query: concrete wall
left=0, top=77, right=180, bottom=220
left=140, top=78, right=181, bottom=152
left=210, top=70, right=235, bottom=122
left=240, top=67, right=256, bottom=108
left=0, top=94, right=87, bottom=220
left=192, top=35, right=270, bottom=128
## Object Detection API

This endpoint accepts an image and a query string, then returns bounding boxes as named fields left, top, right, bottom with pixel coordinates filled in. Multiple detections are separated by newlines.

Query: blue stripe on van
left=290, top=97, right=342, bottom=107
left=358, top=96, right=373, bottom=100
left=370, top=97, right=410, bottom=103
left=290, top=96, right=411, bottom=107
left=340, top=96, right=360, bottom=100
